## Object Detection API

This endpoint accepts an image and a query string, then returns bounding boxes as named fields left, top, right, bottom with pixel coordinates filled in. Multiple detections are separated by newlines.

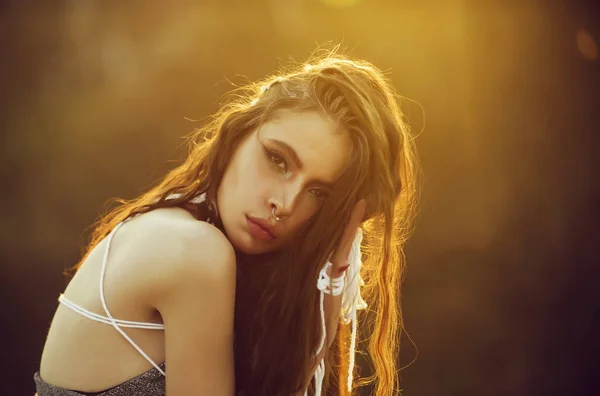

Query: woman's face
left=217, top=109, right=352, bottom=255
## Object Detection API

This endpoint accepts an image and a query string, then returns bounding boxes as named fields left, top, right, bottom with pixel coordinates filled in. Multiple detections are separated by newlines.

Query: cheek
left=284, top=202, right=319, bottom=235
left=296, top=200, right=319, bottom=221
left=227, top=145, right=275, bottom=205
left=251, top=154, right=273, bottom=185
left=219, top=145, right=256, bottom=209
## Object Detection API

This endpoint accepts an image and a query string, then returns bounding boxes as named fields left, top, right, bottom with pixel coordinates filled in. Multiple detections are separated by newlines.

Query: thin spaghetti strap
left=98, top=222, right=166, bottom=376
left=58, top=294, right=164, bottom=330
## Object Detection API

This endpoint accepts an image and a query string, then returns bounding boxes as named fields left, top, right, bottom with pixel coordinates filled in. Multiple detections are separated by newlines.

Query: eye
left=265, top=148, right=288, bottom=174
left=309, top=188, right=329, bottom=202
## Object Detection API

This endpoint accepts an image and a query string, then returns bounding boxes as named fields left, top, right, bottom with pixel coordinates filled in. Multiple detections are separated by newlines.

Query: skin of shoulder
left=122, top=207, right=237, bottom=394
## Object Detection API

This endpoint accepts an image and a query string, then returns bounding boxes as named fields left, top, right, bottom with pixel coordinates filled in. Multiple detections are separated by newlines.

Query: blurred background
left=1, top=0, right=598, bottom=394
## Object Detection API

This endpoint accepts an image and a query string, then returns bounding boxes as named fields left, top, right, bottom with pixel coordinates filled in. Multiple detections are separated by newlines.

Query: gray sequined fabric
left=34, top=364, right=166, bottom=396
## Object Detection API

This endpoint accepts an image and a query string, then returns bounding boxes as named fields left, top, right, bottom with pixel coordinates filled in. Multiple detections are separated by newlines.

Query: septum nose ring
left=272, top=206, right=284, bottom=221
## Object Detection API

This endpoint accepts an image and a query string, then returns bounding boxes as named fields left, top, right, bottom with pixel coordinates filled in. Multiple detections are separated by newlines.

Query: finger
left=331, top=199, right=366, bottom=266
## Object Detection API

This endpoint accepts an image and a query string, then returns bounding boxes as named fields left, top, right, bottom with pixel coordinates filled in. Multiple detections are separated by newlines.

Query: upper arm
left=146, top=220, right=237, bottom=396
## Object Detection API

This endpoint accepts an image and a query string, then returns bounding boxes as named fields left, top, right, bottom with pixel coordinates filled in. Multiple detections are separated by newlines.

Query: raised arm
left=297, top=200, right=366, bottom=395
left=294, top=272, right=344, bottom=395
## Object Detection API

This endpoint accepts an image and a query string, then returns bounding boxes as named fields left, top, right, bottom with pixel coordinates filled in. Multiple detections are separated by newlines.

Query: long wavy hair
left=73, top=50, right=419, bottom=395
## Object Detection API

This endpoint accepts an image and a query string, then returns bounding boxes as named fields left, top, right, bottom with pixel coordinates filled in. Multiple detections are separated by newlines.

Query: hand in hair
left=303, top=199, right=366, bottom=390
left=330, top=199, right=366, bottom=277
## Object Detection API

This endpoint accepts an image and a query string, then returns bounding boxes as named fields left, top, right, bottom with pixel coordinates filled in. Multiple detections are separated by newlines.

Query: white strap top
left=58, top=193, right=206, bottom=377
left=59, top=220, right=166, bottom=376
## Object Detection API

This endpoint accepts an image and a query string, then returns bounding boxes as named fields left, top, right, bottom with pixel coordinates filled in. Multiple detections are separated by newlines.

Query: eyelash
left=265, top=148, right=289, bottom=174
left=309, top=189, right=329, bottom=202
left=263, top=147, right=329, bottom=202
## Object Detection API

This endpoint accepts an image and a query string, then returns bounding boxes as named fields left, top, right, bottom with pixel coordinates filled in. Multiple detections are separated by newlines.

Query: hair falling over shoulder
left=70, top=47, right=420, bottom=396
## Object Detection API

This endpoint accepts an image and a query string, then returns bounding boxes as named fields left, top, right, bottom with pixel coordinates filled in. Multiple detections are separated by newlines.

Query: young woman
left=35, top=52, right=419, bottom=396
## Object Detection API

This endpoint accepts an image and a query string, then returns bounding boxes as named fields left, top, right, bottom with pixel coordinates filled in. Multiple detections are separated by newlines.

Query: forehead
left=260, top=110, right=351, bottom=183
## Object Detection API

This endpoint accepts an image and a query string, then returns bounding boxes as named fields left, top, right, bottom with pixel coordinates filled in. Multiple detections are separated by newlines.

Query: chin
left=226, top=227, right=274, bottom=255
left=234, top=238, right=274, bottom=255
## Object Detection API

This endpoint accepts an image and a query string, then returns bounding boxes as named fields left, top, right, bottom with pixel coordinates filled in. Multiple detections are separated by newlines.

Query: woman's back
left=37, top=206, right=236, bottom=395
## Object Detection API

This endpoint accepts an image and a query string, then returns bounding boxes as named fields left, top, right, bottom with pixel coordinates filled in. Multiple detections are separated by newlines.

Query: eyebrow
left=266, top=138, right=335, bottom=188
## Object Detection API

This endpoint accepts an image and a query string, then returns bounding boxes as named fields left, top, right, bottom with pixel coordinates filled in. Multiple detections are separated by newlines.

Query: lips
left=246, top=215, right=276, bottom=241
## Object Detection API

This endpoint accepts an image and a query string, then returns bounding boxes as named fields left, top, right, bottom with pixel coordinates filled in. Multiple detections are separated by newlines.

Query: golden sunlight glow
left=320, top=0, right=361, bottom=8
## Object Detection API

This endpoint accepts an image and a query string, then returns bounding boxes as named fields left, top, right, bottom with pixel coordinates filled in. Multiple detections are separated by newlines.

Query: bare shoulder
left=121, top=207, right=236, bottom=298
left=123, top=208, right=236, bottom=393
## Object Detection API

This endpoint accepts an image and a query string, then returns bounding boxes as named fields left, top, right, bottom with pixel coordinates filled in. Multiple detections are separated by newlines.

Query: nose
left=267, top=181, right=302, bottom=219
